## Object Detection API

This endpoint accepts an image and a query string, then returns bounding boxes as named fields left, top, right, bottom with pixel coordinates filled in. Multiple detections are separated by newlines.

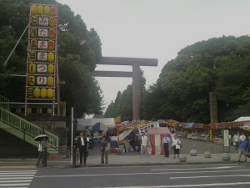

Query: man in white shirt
left=239, top=133, right=246, bottom=141
left=233, top=133, right=239, bottom=150
left=141, top=132, right=148, bottom=156
left=162, top=135, right=170, bottom=157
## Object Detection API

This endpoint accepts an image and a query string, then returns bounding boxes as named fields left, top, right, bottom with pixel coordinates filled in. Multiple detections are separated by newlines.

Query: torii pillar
left=94, top=57, right=158, bottom=121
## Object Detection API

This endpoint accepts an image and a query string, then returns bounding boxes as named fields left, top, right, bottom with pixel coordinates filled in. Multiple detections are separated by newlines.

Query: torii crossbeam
left=93, top=57, right=158, bottom=121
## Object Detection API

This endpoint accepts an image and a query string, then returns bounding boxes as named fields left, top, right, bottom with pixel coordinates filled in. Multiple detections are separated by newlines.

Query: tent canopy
left=234, top=117, right=250, bottom=122
left=90, top=122, right=112, bottom=131
left=148, top=127, right=171, bottom=135
left=76, top=118, right=115, bottom=131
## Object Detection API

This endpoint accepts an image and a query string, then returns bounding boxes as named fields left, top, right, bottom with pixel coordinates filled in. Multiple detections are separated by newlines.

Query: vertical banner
left=25, top=3, right=58, bottom=116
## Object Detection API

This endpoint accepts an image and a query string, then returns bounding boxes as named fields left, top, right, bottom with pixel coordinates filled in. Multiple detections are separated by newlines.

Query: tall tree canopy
left=141, top=36, right=250, bottom=123
left=0, top=0, right=103, bottom=117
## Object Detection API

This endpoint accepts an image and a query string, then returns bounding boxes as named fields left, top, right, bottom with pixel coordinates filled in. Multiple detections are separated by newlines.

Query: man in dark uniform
left=77, top=131, right=88, bottom=166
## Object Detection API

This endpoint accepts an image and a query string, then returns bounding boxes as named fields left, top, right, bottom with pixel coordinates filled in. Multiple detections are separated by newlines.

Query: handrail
left=0, top=107, right=59, bottom=148
left=0, top=95, right=9, bottom=110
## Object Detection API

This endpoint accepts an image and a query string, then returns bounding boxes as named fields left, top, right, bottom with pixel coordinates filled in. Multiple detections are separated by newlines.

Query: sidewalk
left=0, top=152, right=242, bottom=169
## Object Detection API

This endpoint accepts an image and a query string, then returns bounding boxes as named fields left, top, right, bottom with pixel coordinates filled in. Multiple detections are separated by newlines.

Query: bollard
left=222, top=153, right=231, bottom=161
left=190, top=149, right=197, bottom=156
left=179, top=154, right=187, bottom=162
left=204, top=151, right=211, bottom=158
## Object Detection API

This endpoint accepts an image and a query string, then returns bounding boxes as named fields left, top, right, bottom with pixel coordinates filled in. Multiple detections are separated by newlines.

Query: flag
left=115, top=116, right=121, bottom=123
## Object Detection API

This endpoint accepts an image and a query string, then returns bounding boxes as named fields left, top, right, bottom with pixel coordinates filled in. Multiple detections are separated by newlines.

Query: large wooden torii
left=93, top=57, right=158, bottom=121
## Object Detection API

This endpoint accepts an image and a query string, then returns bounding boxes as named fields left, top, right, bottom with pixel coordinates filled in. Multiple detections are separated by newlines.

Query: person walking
left=77, top=131, right=88, bottom=166
left=100, top=136, right=108, bottom=164
left=172, top=135, right=181, bottom=158
left=35, top=138, right=50, bottom=166
left=239, top=133, right=246, bottom=141
left=237, top=137, right=249, bottom=164
left=233, top=132, right=239, bottom=150
left=141, top=132, right=148, bottom=156
left=162, top=135, right=170, bottom=157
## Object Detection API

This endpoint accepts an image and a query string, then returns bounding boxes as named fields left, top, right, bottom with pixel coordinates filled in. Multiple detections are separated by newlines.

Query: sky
left=57, top=0, right=250, bottom=114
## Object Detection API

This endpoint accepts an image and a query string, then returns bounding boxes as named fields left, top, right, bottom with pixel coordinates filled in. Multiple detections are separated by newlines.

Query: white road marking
left=170, top=174, right=250, bottom=179
left=0, top=180, right=32, bottom=183
left=35, top=169, right=250, bottom=178
left=0, top=184, right=30, bottom=187
left=98, top=181, right=250, bottom=187
left=151, top=166, right=240, bottom=171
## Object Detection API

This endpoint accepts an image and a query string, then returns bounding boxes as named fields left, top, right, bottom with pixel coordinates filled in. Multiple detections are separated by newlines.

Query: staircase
left=0, top=106, right=59, bottom=154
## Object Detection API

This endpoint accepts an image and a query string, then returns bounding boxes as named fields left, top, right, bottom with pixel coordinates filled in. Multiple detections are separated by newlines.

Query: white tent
left=234, top=117, right=250, bottom=122
left=76, top=118, right=115, bottom=131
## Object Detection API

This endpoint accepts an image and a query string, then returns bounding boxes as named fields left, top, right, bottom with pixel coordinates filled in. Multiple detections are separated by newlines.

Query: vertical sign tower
left=25, top=3, right=58, bottom=116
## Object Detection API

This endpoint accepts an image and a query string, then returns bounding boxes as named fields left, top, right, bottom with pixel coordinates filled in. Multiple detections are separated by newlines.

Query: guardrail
left=0, top=107, right=59, bottom=148
left=0, top=95, right=9, bottom=110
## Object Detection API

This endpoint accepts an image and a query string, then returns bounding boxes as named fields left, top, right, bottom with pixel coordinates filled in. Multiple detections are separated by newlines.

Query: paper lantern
left=27, top=88, right=33, bottom=98
left=44, top=6, right=51, bottom=15
left=48, top=64, right=54, bottom=74
left=30, top=39, right=37, bottom=49
left=49, top=17, right=56, bottom=27
left=29, top=63, right=36, bottom=74
left=48, top=28, right=55, bottom=38
left=37, top=5, right=43, bottom=15
left=33, top=88, right=41, bottom=98
left=47, top=76, right=54, bottom=86
left=50, top=7, right=57, bottom=16
left=41, top=88, right=47, bottom=98
left=31, top=16, right=38, bottom=26
left=30, top=51, right=36, bottom=61
left=28, top=76, right=36, bottom=86
left=31, top=5, right=38, bottom=15
left=30, top=28, right=37, bottom=38
left=48, top=40, right=55, bottom=50
left=47, top=89, right=53, bottom=98
left=48, top=52, right=54, bottom=62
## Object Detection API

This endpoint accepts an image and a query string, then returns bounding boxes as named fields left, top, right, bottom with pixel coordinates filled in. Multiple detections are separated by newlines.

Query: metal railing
left=0, top=107, right=59, bottom=148
left=0, top=95, right=9, bottom=110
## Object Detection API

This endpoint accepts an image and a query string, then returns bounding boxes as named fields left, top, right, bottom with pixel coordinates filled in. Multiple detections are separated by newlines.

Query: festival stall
left=147, top=127, right=171, bottom=155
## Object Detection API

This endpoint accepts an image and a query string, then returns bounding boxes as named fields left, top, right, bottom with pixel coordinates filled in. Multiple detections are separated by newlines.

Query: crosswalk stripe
left=0, top=170, right=37, bottom=188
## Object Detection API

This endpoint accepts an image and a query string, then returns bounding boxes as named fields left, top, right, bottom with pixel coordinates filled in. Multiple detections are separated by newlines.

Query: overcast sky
left=57, top=0, right=250, bottom=114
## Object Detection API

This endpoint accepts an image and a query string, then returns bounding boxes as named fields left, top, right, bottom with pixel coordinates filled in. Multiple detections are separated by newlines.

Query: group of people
left=140, top=132, right=181, bottom=158
left=233, top=132, right=250, bottom=163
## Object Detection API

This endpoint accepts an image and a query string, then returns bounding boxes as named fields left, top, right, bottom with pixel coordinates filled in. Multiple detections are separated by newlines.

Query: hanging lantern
left=31, top=16, right=38, bottom=26
left=30, top=28, right=37, bottom=38
left=44, top=6, right=51, bottom=15
left=48, top=28, right=55, bottom=38
left=49, top=17, right=56, bottom=27
left=41, top=88, right=47, bottom=98
left=48, top=40, right=55, bottom=50
left=27, top=88, right=33, bottom=98
left=47, top=76, right=54, bottom=86
left=48, top=52, right=54, bottom=62
left=30, top=51, right=36, bottom=61
left=29, top=63, right=36, bottom=74
left=47, top=89, right=53, bottom=98
left=30, top=39, right=38, bottom=49
left=50, top=7, right=57, bottom=16
left=48, top=64, right=54, bottom=74
left=28, top=76, right=36, bottom=86
left=33, top=88, right=41, bottom=98
left=31, top=5, right=38, bottom=15
left=37, top=5, right=44, bottom=15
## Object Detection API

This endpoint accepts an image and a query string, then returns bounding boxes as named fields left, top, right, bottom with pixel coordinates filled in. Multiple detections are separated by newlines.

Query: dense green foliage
left=0, top=0, right=103, bottom=117
left=104, top=70, right=146, bottom=121
left=141, top=36, right=250, bottom=123
left=105, top=36, right=250, bottom=123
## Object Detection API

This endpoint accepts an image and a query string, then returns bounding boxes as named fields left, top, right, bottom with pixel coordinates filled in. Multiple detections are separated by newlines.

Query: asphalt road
left=1, top=163, right=249, bottom=188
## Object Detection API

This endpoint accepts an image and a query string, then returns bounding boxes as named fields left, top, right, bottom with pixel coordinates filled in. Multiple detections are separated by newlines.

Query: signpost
left=223, top=129, right=230, bottom=153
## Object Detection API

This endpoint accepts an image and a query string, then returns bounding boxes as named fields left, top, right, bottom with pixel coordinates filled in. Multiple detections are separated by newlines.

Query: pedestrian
left=141, top=132, right=148, bottom=156
left=35, top=138, right=50, bottom=166
left=162, top=134, right=170, bottom=157
left=233, top=132, right=239, bottom=150
left=237, top=137, right=249, bottom=164
left=77, top=131, right=88, bottom=166
left=239, top=133, right=246, bottom=141
left=100, top=136, right=108, bottom=164
left=172, top=135, right=181, bottom=158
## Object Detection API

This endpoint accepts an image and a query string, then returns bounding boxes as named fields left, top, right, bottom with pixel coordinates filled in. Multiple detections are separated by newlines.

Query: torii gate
left=94, top=57, right=158, bottom=121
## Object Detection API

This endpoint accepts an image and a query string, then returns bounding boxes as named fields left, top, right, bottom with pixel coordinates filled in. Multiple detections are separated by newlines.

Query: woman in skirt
left=172, top=134, right=181, bottom=158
